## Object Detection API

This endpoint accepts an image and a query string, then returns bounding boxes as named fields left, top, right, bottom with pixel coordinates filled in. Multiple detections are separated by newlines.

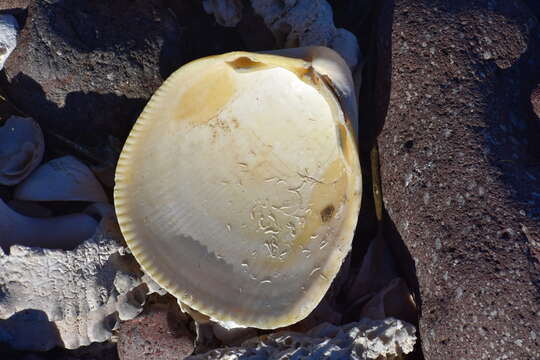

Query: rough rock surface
left=0, top=205, right=147, bottom=351
left=378, top=0, right=540, bottom=358
left=2, top=0, right=185, bottom=150
left=188, top=318, right=415, bottom=360
left=0, top=14, right=18, bottom=70
left=250, top=0, right=360, bottom=68
left=0, top=0, right=29, bottom=11
left=117, top=303, right=194, bottom=360
left=532, top=83, right=540, bottom=119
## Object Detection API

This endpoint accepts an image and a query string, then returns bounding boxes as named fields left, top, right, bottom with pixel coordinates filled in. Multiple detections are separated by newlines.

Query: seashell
left=0, top=116, right=44, bottom=186
left=0, top=197, right=97, bottom=251
left=14, top=155, right=108, bottom=203
left=115, top=47, right=362, bottom=329
left=0, top=203, right=148, bottom=350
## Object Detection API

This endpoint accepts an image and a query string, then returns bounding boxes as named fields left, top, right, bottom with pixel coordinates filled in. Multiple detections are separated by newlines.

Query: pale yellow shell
left=114, top=47, right=361, bottom=329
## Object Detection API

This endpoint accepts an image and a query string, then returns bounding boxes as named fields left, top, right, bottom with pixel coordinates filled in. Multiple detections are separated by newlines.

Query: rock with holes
left=117, top=303, right=194, bottom=360
left=378, top=0, right=540, bottom=358
left=0, top=204, right=147, bottom=351
left=187, top=318, right=416, bottom=360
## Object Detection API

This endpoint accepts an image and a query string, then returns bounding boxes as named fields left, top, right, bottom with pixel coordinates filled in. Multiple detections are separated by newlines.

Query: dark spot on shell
left=320, top=205, right=335, bottom=223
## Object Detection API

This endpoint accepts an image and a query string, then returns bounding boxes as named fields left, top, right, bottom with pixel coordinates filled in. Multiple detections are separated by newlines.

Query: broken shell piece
left=0, top=116, right=44, bottom=186
left=187, top=318, right=416, bottom=360
left=0, top=198, right=97, bottom=250
left=0, top=14, right=18, bottom=70
left=115, top=47, right=362, bottom=329
left=14, top=155, right=108, bottom=203
left=0, top=203, right=147, bottom=350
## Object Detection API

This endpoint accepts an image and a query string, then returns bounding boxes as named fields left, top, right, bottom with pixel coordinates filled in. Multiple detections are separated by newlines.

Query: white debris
left=203, top=0, right=361, bottom=68
left=0, top=14, right=18, bottom=70
left=188, top=318, right=416, bottom=360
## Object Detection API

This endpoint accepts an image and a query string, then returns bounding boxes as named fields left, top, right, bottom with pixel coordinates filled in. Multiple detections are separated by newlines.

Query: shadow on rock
left=3, top=73, right=145, bottom=162
left=0, top=309, right=63, bottom=352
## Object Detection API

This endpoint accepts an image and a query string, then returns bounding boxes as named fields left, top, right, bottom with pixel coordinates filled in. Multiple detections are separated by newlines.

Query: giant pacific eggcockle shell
left=114, top=47, right=362, bottom=329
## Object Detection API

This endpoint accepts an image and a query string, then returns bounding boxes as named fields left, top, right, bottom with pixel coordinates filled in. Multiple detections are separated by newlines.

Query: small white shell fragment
left=0, top=14, right=18, bottom=70
left=0, top=204, right=147, bottom=350
left=187, top=318, right=417, bottom=360
left=14, top=155, right=108, bottom=203
left=0, top=116, right=44, bottom=186
left=0, top=198, right=97, bottom=250
left=115, top=48, right=362, bottom=329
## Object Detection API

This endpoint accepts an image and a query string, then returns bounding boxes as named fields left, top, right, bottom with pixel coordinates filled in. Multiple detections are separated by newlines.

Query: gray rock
left=378, top=0, right=540, bottom=358
left=2, top=0, right=185, bottom=151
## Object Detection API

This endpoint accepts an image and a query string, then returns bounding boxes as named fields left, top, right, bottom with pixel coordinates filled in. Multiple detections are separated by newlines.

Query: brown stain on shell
left=175, top=65, right=236, bottom=126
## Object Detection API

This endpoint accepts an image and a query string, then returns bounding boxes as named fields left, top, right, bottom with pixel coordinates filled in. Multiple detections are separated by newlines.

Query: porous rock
left=0, top=0, right=29, bottom=11
left=251, top=0, right=359, bottom=68
left=0, top=204, right=147, bottom=351
left=378, top=0, right=540, bottom=358
left=117, top=303, right=194, bottom=360
left=3, top=0, right=185, bottom=149
left=0, top=14, right=17, bottom=70
left=188, top=318, right=416, bottom=360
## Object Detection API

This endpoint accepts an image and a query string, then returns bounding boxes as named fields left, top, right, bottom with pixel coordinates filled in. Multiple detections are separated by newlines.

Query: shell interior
left=114, top=50, right=361, bottom=329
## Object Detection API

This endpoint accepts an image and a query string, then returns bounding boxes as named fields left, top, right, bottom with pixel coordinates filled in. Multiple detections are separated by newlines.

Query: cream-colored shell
left=114, top=47, right=361, bottom=329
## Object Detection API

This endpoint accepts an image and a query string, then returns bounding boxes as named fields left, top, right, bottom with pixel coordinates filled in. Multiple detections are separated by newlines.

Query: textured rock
left=188, top=318, right=416, bottom=360
left=2, top=0, right=185, bottom=150
left=202, top=0, right=243, bottom=27
left=117, top=304, right=194, bottom=360
left=250, top=0, right=360, bottom=68
left=0, top=14, right=17, bottom=70
left=532, top=83, right=540, bottom=119
left=0, top=204, right=147, bottom=350
left=378, top=0, right=540, bottom=358
left=0, top=0, right=29, bottom=10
